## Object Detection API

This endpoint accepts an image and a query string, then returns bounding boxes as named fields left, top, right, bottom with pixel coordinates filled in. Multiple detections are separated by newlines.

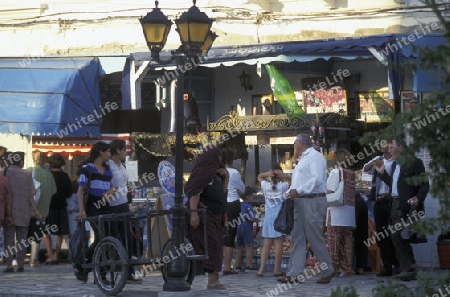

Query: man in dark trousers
left=353, top=192, right=368, bottom=275
left=374, top=139, right=429, bottom=281
left=363, top=142, right=398, bottom=276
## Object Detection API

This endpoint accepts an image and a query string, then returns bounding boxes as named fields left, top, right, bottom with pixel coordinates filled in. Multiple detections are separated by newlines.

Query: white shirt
left=261, top=180, right=289, bottom=209
left=326, top=167, right=355, bottom=227
left=108, top=160, right=129, bottom=206
left=290, top=147, right=327, bottom=195
left=363, top=155, right=395, bottom=195
left=226, top=167, right=245, bottom=202
left=391, top=163, right=400, bottom=197
left=326, top=168, right=341, bottom=192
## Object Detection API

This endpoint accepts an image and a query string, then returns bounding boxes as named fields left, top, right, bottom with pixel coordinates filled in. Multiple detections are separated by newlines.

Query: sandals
left=207, top=283, right=226, bottom=290
left=273, top=272, right=286, bottom=277
left=45, top=259, right=59, bottom=265
left=222, top=269, right=239, bottom=275
left=256, top=273, right=264, bottom=277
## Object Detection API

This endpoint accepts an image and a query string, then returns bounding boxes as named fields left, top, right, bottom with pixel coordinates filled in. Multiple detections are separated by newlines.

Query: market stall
left=207, top=111, right=366, bottom=268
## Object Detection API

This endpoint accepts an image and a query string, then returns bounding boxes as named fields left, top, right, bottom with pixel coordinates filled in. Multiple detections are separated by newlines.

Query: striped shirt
left=78, top=163, right=115, bottom=198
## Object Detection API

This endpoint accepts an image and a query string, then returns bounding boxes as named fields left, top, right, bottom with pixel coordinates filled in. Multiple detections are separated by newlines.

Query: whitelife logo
left=56, top=102, right=118, bottom=138
left=363, top=210, right=424, bottom=247
left=378, top=22, right=440, bottom=58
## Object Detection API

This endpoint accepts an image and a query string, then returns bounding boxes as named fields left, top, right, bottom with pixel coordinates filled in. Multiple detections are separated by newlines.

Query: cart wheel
left=92, top=237, right=128, bottom=296
left=161, top=238, right=196, bottom=285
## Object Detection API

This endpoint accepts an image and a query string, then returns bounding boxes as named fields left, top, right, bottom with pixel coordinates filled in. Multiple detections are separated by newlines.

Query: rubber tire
left=161, top=238, right=196, bottom=285
left=92, top=237, right=128, bottom=296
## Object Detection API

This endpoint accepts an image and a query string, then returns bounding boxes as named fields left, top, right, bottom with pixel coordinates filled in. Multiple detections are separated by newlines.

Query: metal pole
left=163, top=54, right=190, bottom=291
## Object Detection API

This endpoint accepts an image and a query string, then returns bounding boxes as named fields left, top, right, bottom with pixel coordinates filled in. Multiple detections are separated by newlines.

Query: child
left=256, top=166, right=290, bottom=277
left=235, top=186, right=259, bottom=272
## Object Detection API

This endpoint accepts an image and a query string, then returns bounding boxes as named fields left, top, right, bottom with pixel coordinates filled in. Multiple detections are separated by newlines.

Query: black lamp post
left=139, top=0, right=216, bottom=292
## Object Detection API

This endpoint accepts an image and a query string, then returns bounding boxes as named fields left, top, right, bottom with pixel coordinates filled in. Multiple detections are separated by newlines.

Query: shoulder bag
left=326, top=169, right=344, bottom=207
left=273, top=198, right=294, bottom=234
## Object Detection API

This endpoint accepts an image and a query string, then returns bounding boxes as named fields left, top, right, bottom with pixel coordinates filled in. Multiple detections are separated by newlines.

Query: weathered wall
left=0, top=134, right=33, bottom=168
left=0, top=0, right=444, bottom=56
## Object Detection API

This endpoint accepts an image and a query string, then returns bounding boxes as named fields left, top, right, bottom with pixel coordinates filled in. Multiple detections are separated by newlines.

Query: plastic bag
left=273, top=199, right=294, bottom=234
left=69, top=223, right=89, bottom=265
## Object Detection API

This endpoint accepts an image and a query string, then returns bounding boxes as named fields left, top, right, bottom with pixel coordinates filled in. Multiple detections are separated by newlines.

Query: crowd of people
left=0, top=140, right=142, bottom=284
left=186, top=133, right=429, bottom=290
left=0, top=132, right=429, bottom=289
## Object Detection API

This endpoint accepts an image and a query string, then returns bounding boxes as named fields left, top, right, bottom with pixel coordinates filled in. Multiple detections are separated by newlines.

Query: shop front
left=121, top=33, right=448, bottom=268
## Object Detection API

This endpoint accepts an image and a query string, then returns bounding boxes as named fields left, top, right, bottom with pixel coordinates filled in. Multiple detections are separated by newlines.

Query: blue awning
left=129, top=34, right=394, bottom=68
left=122, top=35, right=396, bottom=109
left=122, top=33, right=448, bottom=109
left=0, top=57, right=102, bottom=137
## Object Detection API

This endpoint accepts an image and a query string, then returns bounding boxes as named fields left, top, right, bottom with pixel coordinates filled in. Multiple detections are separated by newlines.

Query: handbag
left=27, top=217, right=45, bottom=243
left=127, top=183, right=133, bottom=204
left=326, top=169, right=344, bottom=207
left=273, top=198, right=294, bottom=234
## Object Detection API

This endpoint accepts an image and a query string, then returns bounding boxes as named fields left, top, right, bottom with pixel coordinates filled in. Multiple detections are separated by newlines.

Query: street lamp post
left=139, top=0, right=216, bottom=292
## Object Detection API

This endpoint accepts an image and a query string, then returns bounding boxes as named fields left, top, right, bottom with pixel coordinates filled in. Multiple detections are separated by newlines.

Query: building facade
left=0, top=0, right=448, bottom=268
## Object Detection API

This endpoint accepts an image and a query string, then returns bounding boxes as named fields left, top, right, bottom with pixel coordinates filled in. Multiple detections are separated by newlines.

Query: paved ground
left=0, top=262, right=446, bottom=297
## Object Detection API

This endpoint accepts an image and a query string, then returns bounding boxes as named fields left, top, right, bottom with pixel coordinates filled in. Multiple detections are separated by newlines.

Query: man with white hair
left=277, top=133, right=334, bottom=284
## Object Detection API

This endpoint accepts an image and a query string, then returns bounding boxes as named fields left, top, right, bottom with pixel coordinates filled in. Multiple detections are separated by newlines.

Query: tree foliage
left=360, top=0, right=450, bottom=234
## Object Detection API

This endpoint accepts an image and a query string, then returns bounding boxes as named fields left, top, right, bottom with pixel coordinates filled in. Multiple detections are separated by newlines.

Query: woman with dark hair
left=326, top=148, right=356, bottom=277
left=108, top=139, right=128, bottom=211
left=75, top=141, right=117, bottom=282
left=221, top=147, right=245, bottom=274
left=256, top=166, right=290, bottom=277
left=45, top=153, right=72, bottom=264
left=77, top=141, right=117, bottom=218
left=107, top=139, right=142, bottom=284
left=184, top=146, right=229, bottom=290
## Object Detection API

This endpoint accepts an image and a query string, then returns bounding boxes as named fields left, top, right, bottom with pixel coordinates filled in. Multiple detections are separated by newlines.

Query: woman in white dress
left=256, top=166, right=290, bottom=277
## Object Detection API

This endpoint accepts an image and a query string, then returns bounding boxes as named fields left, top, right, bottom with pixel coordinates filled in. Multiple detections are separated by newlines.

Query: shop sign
left=245, top=135, right=257, bottom=145
left=401, top=91, right=420, bottom=113
left=358, top=89, right=394, bottom=122
left=158, top=161, right=175, bottom=194
left=269, top=136, right=297, bottom=145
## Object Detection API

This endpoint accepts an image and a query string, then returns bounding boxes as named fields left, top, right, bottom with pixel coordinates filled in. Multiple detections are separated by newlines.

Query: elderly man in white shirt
left=277, top=133, right=334, bottom=284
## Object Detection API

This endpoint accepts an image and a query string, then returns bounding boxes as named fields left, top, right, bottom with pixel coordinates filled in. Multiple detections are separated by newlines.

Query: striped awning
left=32, top=134, right=131, bottom=158
left=32, top=137, right=99, bottom=157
